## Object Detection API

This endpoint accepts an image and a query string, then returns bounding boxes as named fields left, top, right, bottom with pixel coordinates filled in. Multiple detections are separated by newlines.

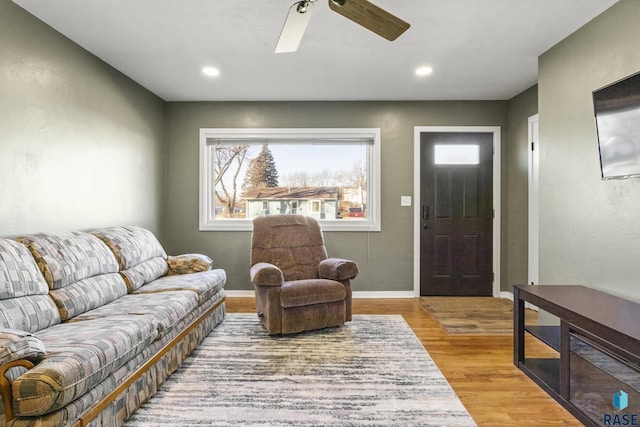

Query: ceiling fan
left=275, top=0, right=410, bottom=53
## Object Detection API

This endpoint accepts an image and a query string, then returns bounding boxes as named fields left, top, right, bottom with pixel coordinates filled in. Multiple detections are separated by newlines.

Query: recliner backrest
left=251, top=215, right=328, bottom=281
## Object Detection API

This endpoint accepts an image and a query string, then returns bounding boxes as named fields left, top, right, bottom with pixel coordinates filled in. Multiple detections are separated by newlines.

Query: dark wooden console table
left=514, top=284, right=640, bottom=426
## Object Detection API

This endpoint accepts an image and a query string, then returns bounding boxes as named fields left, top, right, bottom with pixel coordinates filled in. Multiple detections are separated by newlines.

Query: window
left=199, top=128, right=380, bottom=231
left=434, top=144, right=480, bottom=165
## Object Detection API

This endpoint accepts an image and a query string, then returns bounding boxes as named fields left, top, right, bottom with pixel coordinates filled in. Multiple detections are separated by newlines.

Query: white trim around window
left=199, top=128, right=381, bottom=232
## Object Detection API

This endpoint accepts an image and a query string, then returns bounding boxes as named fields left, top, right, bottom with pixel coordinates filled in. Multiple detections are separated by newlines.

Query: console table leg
left=560, top=320, right=570, bottom=399
left=514, top=287, right=525, bottom=365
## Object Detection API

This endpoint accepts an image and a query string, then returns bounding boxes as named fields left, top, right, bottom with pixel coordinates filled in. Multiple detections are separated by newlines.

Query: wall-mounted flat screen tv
left=593, top=70, right=640, bottom=180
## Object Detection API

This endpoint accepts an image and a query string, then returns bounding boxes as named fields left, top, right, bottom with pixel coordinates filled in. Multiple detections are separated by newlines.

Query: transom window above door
left=434, top=144, right=480, bottom=165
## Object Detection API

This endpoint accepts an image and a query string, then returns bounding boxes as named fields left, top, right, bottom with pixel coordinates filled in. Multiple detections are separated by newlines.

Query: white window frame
left=199, top=128, right=381, bottom=231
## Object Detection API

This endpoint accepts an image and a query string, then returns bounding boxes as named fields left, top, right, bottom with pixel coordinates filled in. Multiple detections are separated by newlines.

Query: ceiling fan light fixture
left=202, top=67, right=220, bottom=77
left=296, top=1, right=312, bottom=13
left=416, top=66, right=433, bottom=76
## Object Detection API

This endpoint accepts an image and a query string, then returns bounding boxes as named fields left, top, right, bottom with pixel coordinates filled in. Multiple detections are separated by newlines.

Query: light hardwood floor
left=225, top=297, right=582, bottom=426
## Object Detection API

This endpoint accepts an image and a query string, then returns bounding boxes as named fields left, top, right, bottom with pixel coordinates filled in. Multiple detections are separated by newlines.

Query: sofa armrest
left=319, top=258, right=359, bottom=281
left=0, top=329, right=42, bottom=422
left=250, top=262, right=284, bottom=287
left=167, top=254, right=213, bottom=275
left=0, top=359, right=36, bottom=423
left=0, top=329, right=46, bottom=366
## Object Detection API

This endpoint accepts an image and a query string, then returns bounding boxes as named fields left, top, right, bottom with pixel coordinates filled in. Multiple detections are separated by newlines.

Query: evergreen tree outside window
left=243, top=145, right=279, bottom=188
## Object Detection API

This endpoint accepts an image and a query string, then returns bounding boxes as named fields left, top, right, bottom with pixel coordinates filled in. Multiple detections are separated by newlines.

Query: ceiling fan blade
left=275, top=1, right=315, bottom=53
left=328, top=0, right=410, bottom=41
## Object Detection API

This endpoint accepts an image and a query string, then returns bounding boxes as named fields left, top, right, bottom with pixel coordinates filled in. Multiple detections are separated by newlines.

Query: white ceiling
left=13, top=0, right=618, bottom=101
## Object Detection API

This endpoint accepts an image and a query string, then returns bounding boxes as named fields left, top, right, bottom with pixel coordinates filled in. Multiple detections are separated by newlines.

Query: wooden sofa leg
left=0, top=360, right=35, bottom=423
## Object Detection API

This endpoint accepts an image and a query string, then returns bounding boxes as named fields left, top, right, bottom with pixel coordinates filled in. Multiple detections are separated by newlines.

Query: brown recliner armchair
left=250, top=214, right=359, bottom=335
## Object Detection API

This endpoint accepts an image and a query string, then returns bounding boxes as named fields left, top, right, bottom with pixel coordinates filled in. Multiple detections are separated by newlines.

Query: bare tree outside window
left=281, top=170, right=311, bottom=187
left=214, top=144, right=249, bottom=218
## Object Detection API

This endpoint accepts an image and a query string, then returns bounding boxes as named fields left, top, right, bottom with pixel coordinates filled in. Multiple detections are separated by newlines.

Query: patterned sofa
left=0, top=226, right=226, bottom=426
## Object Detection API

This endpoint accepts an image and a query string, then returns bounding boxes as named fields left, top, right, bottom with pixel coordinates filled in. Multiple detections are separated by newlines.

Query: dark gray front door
left=420, top=132, right=494, bottom=296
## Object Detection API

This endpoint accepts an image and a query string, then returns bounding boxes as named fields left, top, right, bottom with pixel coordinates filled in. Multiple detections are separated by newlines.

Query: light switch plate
left=401, top=196, right=412, bottom=207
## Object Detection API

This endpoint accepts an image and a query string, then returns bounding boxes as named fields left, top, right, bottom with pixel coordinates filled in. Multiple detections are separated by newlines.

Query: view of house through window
left=199, top=128, right=380, bottom=231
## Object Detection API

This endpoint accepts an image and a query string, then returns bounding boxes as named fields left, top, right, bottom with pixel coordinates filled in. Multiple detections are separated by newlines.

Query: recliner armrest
left=319, top=258, right=359, bottom=281
left=250, top=262, right=284, bottom=286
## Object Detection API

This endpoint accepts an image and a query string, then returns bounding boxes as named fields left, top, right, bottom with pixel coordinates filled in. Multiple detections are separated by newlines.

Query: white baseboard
left=500, top=290, right=538, bottom=311
left=224, top=290, right=418, bottom=299
left=224, top=290, right=256, bottom=298
left=500, top=291, right=514, bottom=300
left=353, top=291, right=418, bottom=298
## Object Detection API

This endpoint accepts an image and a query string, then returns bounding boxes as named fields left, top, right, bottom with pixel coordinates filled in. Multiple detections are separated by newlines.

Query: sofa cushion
left=133, top=269, right=227, bottom=305
left=92, top=226, right=169, bottom=290
left=18, top=232, right=120, bottom=290
left=17, top=232, right=128, bottom=320
left=12, top=315, right=159, bottom=416
left=119, top=257, right=169, bottom=291
left=71, top=291, right=199, bottom=337
left=0, top=238, right=49, bottom=299
left=0, top=296, right=61, bottom=334
left=0, top=239, right=61, bottom=333
left=0, top=329, right=46, bottom=365
left=92, top=226, right=167, bottom=270
left=48, top=273, right=128, bottom=321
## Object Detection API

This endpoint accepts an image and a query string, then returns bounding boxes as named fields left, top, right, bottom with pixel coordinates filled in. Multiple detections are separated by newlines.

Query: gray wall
left=504, top=85, right=539, bottom=291
left=9, top=0, right=600, bottom=297
left=0, top=0, right=166, bottom=237
left=538, top=0, right=640, bottom=300
left=164, top=101, right=508, bottom=292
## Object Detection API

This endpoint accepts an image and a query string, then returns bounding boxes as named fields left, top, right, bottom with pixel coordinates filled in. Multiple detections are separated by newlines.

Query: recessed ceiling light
left=202, top=67, right=220, bottom=77
left=416, top=66, right=433, bottom=76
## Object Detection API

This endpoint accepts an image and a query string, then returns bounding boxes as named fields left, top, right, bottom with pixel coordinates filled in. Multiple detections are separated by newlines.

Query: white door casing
left=528, top=115, right=540, bottom=286
left=413, top=126, right=501, bottom=297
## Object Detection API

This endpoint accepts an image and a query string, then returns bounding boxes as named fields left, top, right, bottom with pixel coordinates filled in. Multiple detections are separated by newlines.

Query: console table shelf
left=525, top=325, right=560, bottom=351
left=514, top=285, right=640, bottom=427
left=520, top=357, right=560, bottom=394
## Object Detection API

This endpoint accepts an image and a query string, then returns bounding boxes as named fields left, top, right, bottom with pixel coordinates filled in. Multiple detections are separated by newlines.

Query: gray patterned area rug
left=126, top=314, right=476, bottom=427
